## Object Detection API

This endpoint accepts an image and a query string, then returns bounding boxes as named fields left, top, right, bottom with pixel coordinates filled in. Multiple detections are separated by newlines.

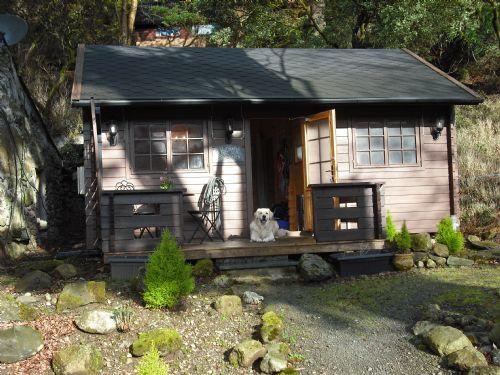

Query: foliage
left=385, top=210, right=398, bottom=243
left=143, top=230, right=195, bottom=309
left=192, top=259, right=214, bottom=277
left=136, top=346, right=169, bottom=375
left=113, top=307, right=134, bottom=332
left=395, top=222, right=412, bottom=253
left=132, top=328, right=182, bottom=357
left=436, top=217, right=465, bottom=254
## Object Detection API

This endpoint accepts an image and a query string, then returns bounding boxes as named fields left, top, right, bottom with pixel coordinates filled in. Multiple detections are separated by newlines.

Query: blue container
left=276, top=219, right=289, bottom=230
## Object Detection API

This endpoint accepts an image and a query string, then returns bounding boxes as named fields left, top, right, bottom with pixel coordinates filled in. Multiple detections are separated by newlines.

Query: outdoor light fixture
left=432, top=117, right=445, bottom=140
left=108, top=123, right=118, bottom=146
left=225, top=117, right=234, bottom=143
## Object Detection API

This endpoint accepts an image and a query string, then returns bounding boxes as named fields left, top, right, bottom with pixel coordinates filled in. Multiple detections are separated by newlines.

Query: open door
left=301, top=110, right=337, bottom=232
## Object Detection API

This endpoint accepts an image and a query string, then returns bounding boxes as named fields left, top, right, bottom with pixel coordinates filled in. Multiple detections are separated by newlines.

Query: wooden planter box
left=329, top=251, right=394, bottom=277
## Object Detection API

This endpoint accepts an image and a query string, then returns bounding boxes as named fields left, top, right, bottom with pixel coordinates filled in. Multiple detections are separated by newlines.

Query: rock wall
left=0, top=44, right=61, bottom=259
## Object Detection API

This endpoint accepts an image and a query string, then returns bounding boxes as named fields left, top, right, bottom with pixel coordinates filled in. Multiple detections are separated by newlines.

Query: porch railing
left=311, top=182, right=384, bottom=242
left=101, top=189, right=184, bottom=253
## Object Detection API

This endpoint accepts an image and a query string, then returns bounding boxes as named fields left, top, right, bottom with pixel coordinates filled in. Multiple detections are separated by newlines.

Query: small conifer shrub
left=436, top=217, right=464, bottom=254
left=143, top=230, right=195, bottom=309
left=136, top=346, right=168, bottom=375
left=385, top=210, right=397, bottom=243
left=395, top=222, right=412, bottom=253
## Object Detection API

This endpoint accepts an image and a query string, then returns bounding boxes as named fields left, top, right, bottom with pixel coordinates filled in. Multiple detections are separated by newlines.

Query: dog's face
left=254, top=208, right=273, bottom=224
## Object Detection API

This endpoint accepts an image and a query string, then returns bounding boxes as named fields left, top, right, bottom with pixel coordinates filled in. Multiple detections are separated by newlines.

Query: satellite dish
left=0, top=14, right=28, bottom=46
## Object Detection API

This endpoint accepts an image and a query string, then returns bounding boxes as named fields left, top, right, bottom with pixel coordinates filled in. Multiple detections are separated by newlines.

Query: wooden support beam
left=90, top=99, right=103, bottom=249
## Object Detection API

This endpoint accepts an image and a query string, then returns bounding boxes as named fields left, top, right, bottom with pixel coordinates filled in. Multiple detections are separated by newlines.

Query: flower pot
left=392, top=253, right=414, bottom=271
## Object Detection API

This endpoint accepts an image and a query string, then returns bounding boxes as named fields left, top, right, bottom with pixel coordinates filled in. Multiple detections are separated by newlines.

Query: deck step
left=215, top=256, right=298, bottom=270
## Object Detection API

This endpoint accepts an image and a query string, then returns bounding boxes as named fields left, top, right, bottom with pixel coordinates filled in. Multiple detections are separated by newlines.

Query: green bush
left=143, top=230, right=195, bottom=309
left=436, top=217, right=464, bottom=254
left=395, top=222, right=412, bottom=253
left=385, top=210, right=397, bottom=242
left=136, top=346, right=168, bottom=375
left=192, top=259, right=214, bottom=277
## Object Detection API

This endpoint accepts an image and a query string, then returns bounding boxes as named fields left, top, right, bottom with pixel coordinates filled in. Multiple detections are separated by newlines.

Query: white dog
left=250, top=208, right=288, bottom=242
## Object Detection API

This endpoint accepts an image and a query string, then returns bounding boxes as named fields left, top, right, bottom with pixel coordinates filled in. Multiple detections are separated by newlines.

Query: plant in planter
left=159, top=175, right=175, bottom=191
left=392, top=222, right=414, bottom=271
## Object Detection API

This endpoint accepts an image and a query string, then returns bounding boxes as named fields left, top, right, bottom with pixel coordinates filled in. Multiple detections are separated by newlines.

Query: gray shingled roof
left=72, top=46, right=481, bottom=106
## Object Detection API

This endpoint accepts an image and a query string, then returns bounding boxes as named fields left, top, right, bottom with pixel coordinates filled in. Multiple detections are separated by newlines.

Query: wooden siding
left=335, top=107, right=453, bottom=233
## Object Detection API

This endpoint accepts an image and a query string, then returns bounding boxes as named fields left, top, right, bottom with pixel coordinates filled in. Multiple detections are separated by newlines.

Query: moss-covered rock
left=15, top=270, right=52, bottom=292
left=261, top=311, right=284, bottom=343
left=424, top=325, right=473, bottom=356
left=0, top=296, right=21, bottom=323
left=0, top=326, right=44, bottom=363
left=444, top=347, right=488, bottom=371
left=131, top=328, right=182, bottom=357
left=52, top=344, right=103, bottom=375
left=192, top=259, right=214, bottom=277
left=54, top=264, right=77, bottom=279
left=433, top=243, right=450, bottom=258
left=260, top=343, right=289, bottom=373
left=23, top=259, right=64, bottom=272
left=229, top=339, right=266, bottom=368
left=214, top=295, right=242, bottom=316
left=411, top=233, right=432, bottom=252
left=56, top=281, right=106, bottom=312
left=18, top=303, right=40, bottom=321
left=277, top=369, right=300, bottom=375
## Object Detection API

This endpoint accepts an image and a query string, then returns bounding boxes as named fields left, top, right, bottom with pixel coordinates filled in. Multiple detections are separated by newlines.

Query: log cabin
left=71, top=46, right=482, bottom=277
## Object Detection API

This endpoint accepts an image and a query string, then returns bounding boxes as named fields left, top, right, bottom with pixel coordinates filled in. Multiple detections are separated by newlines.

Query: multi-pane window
left=355, top=120, right=418, bottom=166
left=132, top=121, right=205, bottom=172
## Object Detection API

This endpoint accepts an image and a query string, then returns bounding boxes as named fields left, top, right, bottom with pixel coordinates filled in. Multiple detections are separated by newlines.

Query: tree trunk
left=127, top=0, right=138, bottom=45
left=120, top=0, right=129, bottom=45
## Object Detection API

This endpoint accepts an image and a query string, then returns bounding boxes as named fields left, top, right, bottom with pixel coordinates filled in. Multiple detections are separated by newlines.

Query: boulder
left=447, top=256, right=474, bottom=267
left=413, top=321, right=438, bottom=336
left=0, top=297, right=21, bottom=322
left=213, top=274, right=232, bottom=288
left=15, top=270, right=52, bottom=292
left=54, top=264, right=77, bottom=279
left=260, top=343, right=289, bottom=374
left=243, top=291, right=264, bottom=305
left=16, top=294, right=38, bottom=305
left=298, top=254, right=333, bottom=282
left=426, top=259, right=437, bottom=268
left=413, top=252, right=428, bottom=263
left=424, top=326, right=473, bottom=356
left=261, top=311, right=284, bottom=343
left=52, top=344, right=103, bottom=375
left=229, top=339, right=266, bottom=368
left=489, top=323, right=500, bottom=346
left=429, top=254, right=447, bottom=266
left=24, top=259, right=64, bottom=272
left=75, top=310, right=117, bottom=334
left=0, top=326, right=44, bottom=363
left=131, top=328, right=182, bottom=357
left=467, top=367, right=500, bottom=375
left=420, top=304, right=442, bottom=321
left=411, top=233, right=432, bottom=252
left=433, top=243, right=450, bottom=258
left=417, top=261, right=425, bottom=268
left=491, top=349, right=500, bottom=366
left=5, top=242, right=26, bottom=259
left=56, top=281, right=106, bottom=312
left=444, top=347, right=488, bottom=371
left=467, top=236, right=500, bottom=251
left=277, top=369, right=301, bottom=375
left=214, top=295, right=242, bottom=316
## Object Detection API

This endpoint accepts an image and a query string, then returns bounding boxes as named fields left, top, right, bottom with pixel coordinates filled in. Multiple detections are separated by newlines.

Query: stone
left=489, top=323, right=500, bottom=346
left=424, top=325, right=473, bottom=356
left=433, top=243, right=450, bottom=258
left=447, top=256, right=474, bottom=267
left=192, top=259, right=214, bottom=277
left=131, top=328, right=182, bottom=357
left=24, top=259, right=64, bottom=272
left=467, top=367, right=500, bottom=375
left=298, top=254, right=333, bottom=282
left=413, top=252, right=428, bottom=263
left=54, top=264, right=77, bottom=279
left=56, top=281, right=106, bottom=312
left=491, top=349, right=500, bottom=366
left=16, top=294, right=38, bottom=305
left=15, top=270, right=52, bottom=292
left=214, top=295, right=242, bottom=316
left=421, top=304, right=442, bottom=321
left=426, top=259, right=437, bottom=268
left=417, top=261, right=425, bottom=268
left=242, top=291, right=264, bottom=305
left=75, top=310, right=117, bottom=334
left=0, top=297, right=21, bottom=322
left=277, top=369, right=301, bottom=375
left=413, top=321, right=438, bottom=336
left=411, top=233, right=432, bottom=252
left=444, top=347, right=488, bottom=371
left=229, top=339, right=266, bottom=368
left=429, top=254, right=447, bottom=266
left=261, top=311, right=284, bottom=343
left=52, top=344, right=103, bottom=375
left=5, top=242, right=26, bottom=259
left=467, top=236, right=500, bottom=251
left=260, top=343, right=289, bottom=374
left=0, top=326, right=44, bottom=363
left=213, top=274, right=231, bottom=287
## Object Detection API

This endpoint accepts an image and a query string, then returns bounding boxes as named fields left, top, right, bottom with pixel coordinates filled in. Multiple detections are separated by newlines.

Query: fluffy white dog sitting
left=250, top=208, right=288, bottom=242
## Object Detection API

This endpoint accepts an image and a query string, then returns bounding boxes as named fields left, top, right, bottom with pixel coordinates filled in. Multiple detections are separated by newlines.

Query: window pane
left=402, top=136, right=416, bottom=149
left=135, top=156, right=150, bottom=170
left=389, top=151, right=402, bottom=164
left=388, top=136, right=401, bottom=149
left=403, top=150, right=417, bottom=164
left=188, top=123, right=203, bottom=138
left=388, top=127, right=401, bottom=136
left=357, top=151, right=370, bottom=165
left=173, top=155, right=188, bottom=169
left=189, top=139, right=204, bottom=153
left=370, top=136, right=384, bottom=150
left=150, top=125, right=166, bottom=139
left=134, top=141, right=150, bottom=154
left=357, top=127, right=368, bottom=136
left=172, top=139, right=187, bottom=153
left=402, top=126, right=415, bottom=135
left=370, top=126, right=383, bottom=136
left=151, top=141, right=166, bottom=154
left=371, top=151, right=385, bottom=165
left=356, top=137, right=369, bottom=151
left=171, top=124, right=188, bottom=139
left=151, top=156, right=167, bottom=171
left=134, top=125, right=149, bottom=139
left=189, top=155, right=204, bottom=169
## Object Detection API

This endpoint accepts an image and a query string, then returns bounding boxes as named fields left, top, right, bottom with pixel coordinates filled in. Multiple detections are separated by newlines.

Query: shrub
left=136, top=346, right=168, bottom=375
left=192, top=259, right=214, bottom=277
left=113, top=307, right=133, bottom=332
left=436, top=217, right=464, bottom=254
left=385, top=210, right=398, bottom=242
left=143, top=230, right=195, bottom=309
left=395, top=222, right=412, bottom=253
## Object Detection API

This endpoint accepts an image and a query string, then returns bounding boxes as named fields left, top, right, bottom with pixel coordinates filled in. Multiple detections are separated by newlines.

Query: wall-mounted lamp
left=432, top=118, right=445, bottom=140
left=225, top=117, right=234, bottom=144
left=108, top=123, right=118, bottom=146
